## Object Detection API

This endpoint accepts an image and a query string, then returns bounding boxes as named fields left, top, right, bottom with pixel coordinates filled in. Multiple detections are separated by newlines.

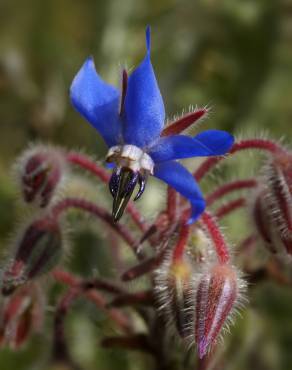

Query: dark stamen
left=112, top=168, right=139, bottom=222
left=109, top=168, right=121, bottom=198
left=134, top=174, right=147, bottom=201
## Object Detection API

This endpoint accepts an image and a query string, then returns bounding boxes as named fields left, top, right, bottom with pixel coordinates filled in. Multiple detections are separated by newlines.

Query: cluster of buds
left=252, top=150, right=292, bottom=259
left=2, top=216, right=64, bottom=295
left=1, top=134, right=292, bottom=369
left=15, top=145, right=66, bottom=208
left=154, top=219, right=245, bottom=358
left=0, top=283, right=44, bottom=349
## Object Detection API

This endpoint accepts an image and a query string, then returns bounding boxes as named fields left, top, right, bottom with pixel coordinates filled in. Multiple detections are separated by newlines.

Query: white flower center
left=106, top=145, right=154, bottom=175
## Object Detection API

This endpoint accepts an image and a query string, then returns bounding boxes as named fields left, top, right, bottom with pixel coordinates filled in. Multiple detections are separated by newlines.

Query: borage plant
left=0, top=27, right=291, bottom=370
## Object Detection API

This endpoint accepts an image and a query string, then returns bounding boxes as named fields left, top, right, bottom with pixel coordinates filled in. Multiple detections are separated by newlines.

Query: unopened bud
left=2, top=218, right=63, bottom=295
left=17, top=145, right=65, bottom=207
left=0, top=283, right=44, bottom=349
left=252, top=190, right=276, bottom=253
left=263, top=152, right=292, bottom=255
left=154, top=254, right=195, bottom=339
left=253, top=152, right=292, bottom=258
left=195, top=264, right=245, bottom=359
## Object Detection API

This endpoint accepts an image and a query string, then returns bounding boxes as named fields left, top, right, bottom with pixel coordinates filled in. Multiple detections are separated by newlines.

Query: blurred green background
left=0, top=0, right=292, bottom=369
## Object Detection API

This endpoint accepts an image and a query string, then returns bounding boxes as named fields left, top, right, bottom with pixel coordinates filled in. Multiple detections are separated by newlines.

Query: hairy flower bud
left=252, top=190, right=276, bottom=253
left=2, top=218, right=63, bottom=295
left=195, top=264, right=245, bottom=359
left=154, top=254, right=195, bottom=339
left=253, top=152, right=292, bottom=258
left=0, top=283, right=44, bottom=349
left=17, top=145, right=65, bottom=208
left=265, top=153, right=292, bottom=239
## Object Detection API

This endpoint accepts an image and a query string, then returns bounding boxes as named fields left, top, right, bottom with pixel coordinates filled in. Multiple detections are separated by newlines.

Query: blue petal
left=70, top=57, right=121, bottom=147
left=148, top=130, right=234, bottom=163
left=123, top=27, right=165, bottom=148
left=153, top=161, right=205, bottom=224
left=193, top=130, right=234, bottom=155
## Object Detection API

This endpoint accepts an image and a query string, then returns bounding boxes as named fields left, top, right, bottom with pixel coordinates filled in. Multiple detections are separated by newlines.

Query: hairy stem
left=201, top=212, right=230, bottom=264
left=195, top=139, right=285, bottom=182
left=51, top=197, right=141, bottom=258
left=206, top=179, right=257, bottom=206
left=215, top=197, right=246, bottom=218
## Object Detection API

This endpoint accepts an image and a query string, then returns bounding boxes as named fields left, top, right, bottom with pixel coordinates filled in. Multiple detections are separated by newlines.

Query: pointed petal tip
left=70, top=56, right=121, bottom=147
left=145, top=25, right=151, bottom=52
left=193, top=130, right=235, bottom=156
left=187, top=200, right=206, bottom=225
left=198, top=339, right=208, bottom=359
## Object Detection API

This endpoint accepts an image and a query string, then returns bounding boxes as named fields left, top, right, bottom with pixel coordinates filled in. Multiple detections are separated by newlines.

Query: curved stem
left=52, top=269, right=131, bottom=333
left=172, top=223, right=190, bottom=262
left=121, top=248, right=168, bottom=281
left=53, top=269, right=125, bottom=295
left=195, top=139, right=285, bottom=182
left=237, top=234, right=258, bottom=255
left=66, top=152, right=148, bottom=232
left=51, top=197, right=141, bottom=258
left=53, top=288, right=80, bottom=364
left=201, top=212, right=230, bottom=264
left=215, top=197, right=246, bottom=219
left=167, top=187, right=178, bottom=223
left=206, top=179, right=257, bottom=206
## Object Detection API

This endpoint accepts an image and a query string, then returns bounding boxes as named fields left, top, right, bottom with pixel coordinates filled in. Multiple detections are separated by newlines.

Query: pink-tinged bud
left=252, top=191, right=276, bottom=253
left=17, top=146, right=65, bottom=208
left=2, top=218, right=63, bottom=295
left=154, top=254, right=195, bottom=339
left=264, top=152, right=292, bottom=236
left=195, top=264, right=245, bottom=359
left=0, top=283, right=44, bottom=349
left=253, top=189, right=292, bottom=258
left=252, top=151, right=292, bottom=258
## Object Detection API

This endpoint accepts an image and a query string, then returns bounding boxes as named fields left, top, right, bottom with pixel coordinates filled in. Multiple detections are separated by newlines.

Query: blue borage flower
left=70, top=26, right=234, bottom=224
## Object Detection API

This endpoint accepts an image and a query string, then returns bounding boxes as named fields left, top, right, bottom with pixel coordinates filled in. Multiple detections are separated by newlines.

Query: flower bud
left=2, top=218, right=63, bottom=295
left=17, top=145, right=65, bottom=208
left=264, top=152, right=292, bottom=239
left=154, top=253, right=195, bottom=339
left=252, top=190, right=276, bottom=253
left=252, top=152, right=292, bottom=258
left=195, top=264, right=245, bottom=359
left=0, top=283, right=44, bottom=349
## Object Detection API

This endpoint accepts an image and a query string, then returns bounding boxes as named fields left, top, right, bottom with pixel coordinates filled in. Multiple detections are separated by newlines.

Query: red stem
left=206, top=179, right=257, bottom=206
left=51, top=197, right=141, bottom=258
left=215, top=197, right=246, bottom=218
left=52, top=269, right=131, bottom=333
left=66, top=151, right=148, bottom=232
left=237, top=234, right=258, bottom=255
left=53, top=269, right=125, bottom=295
left=66, top=151, right=109, bottom=182
left=195, top=139, right=285, bottom=182
left=201, top=212, right=230, bottom=264
left=172, top=224, right=190, bottom=262
left=161, top=108, right=208, bottom=136
left=167, top=187, right=178, bottom=222
left=121, top=248, right=168, bottom=281
left=53, top=288, right=79, bottom=363
left=109, top=290, right=153, bottom=308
